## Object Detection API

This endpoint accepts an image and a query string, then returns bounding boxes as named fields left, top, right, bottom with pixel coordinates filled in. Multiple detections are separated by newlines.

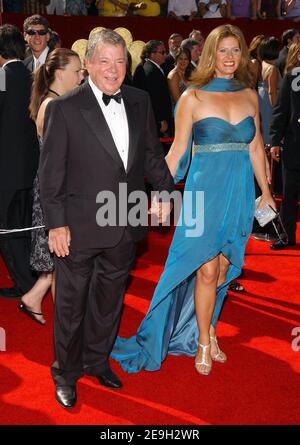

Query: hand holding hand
left=270, top=146, right=281, bottom=162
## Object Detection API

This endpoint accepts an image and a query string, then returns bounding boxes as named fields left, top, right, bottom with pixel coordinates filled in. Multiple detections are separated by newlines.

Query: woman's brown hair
left=189, top=24, right=252, bottom=89
left=29, top=48, right=79, bottom=120
left=285, top=42, right=300, bottom=74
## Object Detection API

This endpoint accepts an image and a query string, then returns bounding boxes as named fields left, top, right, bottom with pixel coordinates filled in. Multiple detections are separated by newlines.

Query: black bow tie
left=102, top=91, right=122, bottom=106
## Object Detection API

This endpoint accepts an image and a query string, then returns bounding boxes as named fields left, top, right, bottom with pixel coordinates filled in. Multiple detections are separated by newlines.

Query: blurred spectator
left=97, top=0, right=149, bottom=15
left=65, top=0, right=88, bottom=14
left=181, top=38, right=201, bottom=70
left=248, top=34, right=265, bottom=88
left=156, top=0, right=168, bottom=16
left=0, top=24, right=39, bottom=299
left=3, top=0, right=23, bottom=12
left=162, top=32, right=183, bottom=75
left=257, top=36, right=281, bottom=144
left=168, top=0, right=198, bottom=21
left=269, top=42, right=300, bottom=249
left=46, top=0, right=65, bottom=14
left=86, top=0, right=99, bottom=14
left=131, top=1, right=161, bottom=16
left=282, top=0, right=300, bottom=21
left=257, top=0, right=281, bottom=18
left=23, top=14, right=50, bottom=72
left=23, top=0, right=49, bottom=14
left=276, top=28, right=300, bottom=76
left=227, top=0, right=257, bottom=19
left=48, top=29, right=61, bottom=50
left=167, top=47, right=192, bottom=104
left=133, top=40, right=173, bottom=137
left=189, top=29, right=205, bottom=53
left=198, top=0, right=228, bottom=18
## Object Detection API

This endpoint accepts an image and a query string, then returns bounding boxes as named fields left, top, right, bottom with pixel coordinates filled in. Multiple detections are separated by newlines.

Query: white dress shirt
left=168, top=0, right=197, bottom=16
left=88, top=77, right=129, bottom=170
left=33, top=46, right=50, bottom=71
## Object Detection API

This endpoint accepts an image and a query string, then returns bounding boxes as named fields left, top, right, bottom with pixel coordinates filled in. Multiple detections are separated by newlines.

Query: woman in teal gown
left=112, top=24, right=275, bottom=375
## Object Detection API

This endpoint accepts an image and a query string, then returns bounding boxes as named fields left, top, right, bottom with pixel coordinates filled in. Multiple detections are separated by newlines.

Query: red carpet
left=0, top=225, right=300, bottom=425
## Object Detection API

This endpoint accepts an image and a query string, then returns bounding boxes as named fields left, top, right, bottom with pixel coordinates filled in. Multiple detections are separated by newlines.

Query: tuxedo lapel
left=80, top=83, right=125, bottom=171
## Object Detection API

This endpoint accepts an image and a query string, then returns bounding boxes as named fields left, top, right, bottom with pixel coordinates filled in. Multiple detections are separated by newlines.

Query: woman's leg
left=194, top=256, right=220, bottom=374
left=20, top=272, right=53, bottom=323
left=209, top=254, right=230, bottom=362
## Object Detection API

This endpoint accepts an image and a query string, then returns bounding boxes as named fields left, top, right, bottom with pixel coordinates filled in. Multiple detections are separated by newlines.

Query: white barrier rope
left=0, top=225, right=45, bottom=234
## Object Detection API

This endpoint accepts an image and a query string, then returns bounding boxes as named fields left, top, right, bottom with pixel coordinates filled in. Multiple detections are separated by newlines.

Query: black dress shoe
left=97, top=368, right=123, bottom=389
left=270, top=240, right=295, bottom=250
left=55, top=385, right=77, bottom=408
left=0, top=287, right=22, bottom=299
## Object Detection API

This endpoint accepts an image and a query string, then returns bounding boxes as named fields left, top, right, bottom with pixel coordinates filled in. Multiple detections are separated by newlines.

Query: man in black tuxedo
left=39, top=29, right=174, bottom=409
left=269, top=69, right=300, bottom=249
left=23, top=14, right=50, bottom=73
left=134, top=40, right=173, bottom=137
left=0, top=24, right=39, bottom=298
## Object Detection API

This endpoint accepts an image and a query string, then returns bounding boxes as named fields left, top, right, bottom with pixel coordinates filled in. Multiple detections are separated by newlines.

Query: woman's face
left=176, top=53, right=189, bottom=71
left=215, top=36, right=242, bottom=78
left=58, top=56, right=84, bottom=93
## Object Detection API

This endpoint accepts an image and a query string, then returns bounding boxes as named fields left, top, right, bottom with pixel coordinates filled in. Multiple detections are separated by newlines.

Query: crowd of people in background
left=2, top=1, right=300, bottom=21
left=0, top=0, right=300, bottom=408
left=0, top=7, right=299, bottom=313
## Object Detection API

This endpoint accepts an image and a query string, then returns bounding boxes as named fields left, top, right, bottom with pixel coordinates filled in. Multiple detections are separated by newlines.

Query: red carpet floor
left=0, top=225, right=300, bottom=425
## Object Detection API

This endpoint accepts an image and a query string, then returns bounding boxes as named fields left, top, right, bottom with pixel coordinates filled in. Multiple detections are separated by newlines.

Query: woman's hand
left=257, top=192, right=277, bottom=212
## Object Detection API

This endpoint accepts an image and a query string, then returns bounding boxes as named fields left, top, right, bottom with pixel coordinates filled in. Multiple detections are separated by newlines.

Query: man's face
left=191, top=44, right=201, bottom=64
left=292, top=33, right=300, bottom=44
left=150, top=44, right=167, bottom=66
left=169, top=36, right=182, bottom=53
left=85, top=43, right=127, bottom=95
left=24, top=24, right=49, bottom=56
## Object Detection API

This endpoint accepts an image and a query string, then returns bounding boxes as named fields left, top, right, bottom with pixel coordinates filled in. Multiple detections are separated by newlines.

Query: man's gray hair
left=86, top=29, right=127, bottom=60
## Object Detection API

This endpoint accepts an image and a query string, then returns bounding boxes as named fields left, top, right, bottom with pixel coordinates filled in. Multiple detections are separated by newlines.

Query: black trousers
left=51, top=229, right=137, bottom=386
left=280, top=164, right=300, bottom=243
left=0, top=189, right=36, bottom=293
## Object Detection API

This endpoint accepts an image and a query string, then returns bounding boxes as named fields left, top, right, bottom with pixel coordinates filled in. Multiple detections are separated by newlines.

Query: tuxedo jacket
left=23, top=55, right=34, bottom=73
left=24, top=47, right=50, bottom=73
left=162, top=53, right=175, bottom=76
left=0, top=61, right=39, bottom=191
left=39, top=82, right=174, bottom=249
left=269, top=72, right=300, bottom=170
left=139, top=60, right=173, bottom=134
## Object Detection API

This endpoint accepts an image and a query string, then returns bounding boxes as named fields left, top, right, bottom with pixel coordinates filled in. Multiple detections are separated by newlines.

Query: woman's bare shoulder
left=182, top=87, right=204, bottom=101
left=36, top=97, right=54, bottom=136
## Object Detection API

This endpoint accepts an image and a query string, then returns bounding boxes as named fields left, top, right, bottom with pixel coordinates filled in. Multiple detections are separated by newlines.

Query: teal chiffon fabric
left=111, top=78, right=256, bottom=373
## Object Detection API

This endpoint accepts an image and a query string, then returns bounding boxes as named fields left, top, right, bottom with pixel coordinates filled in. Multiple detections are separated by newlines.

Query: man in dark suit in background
left=0, top=24, right=39, bottom=298
left=276, top=28, right=300, bottom=77
left=134, top=39, right=173, bottom=138
left=39, top=29, right=174, bottom=409
left=269, top=68, right=300, bottom=249
left=162, top=32, right=183, bottom=76
left=23, top=14, right=50, bottom=73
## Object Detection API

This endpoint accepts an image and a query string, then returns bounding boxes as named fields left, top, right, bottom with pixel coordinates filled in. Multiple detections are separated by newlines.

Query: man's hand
left=149, top=196, right=172, bottom=224
left=48, top=226, right=71, bottom=257
left=160, top=120, right=168, bottom=134
left=270, top=146, right=281, bottom=162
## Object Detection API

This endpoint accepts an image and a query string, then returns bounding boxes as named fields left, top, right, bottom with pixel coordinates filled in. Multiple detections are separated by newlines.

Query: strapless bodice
left=193, top=116, right=256, bottom=148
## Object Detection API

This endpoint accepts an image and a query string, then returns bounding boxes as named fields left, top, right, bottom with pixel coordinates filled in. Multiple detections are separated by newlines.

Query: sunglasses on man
left=26, top=29, right=49, bottom=36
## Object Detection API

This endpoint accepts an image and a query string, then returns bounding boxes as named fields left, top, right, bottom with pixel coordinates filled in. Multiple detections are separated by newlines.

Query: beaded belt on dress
left=194, top=142, right=249, bottom=153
